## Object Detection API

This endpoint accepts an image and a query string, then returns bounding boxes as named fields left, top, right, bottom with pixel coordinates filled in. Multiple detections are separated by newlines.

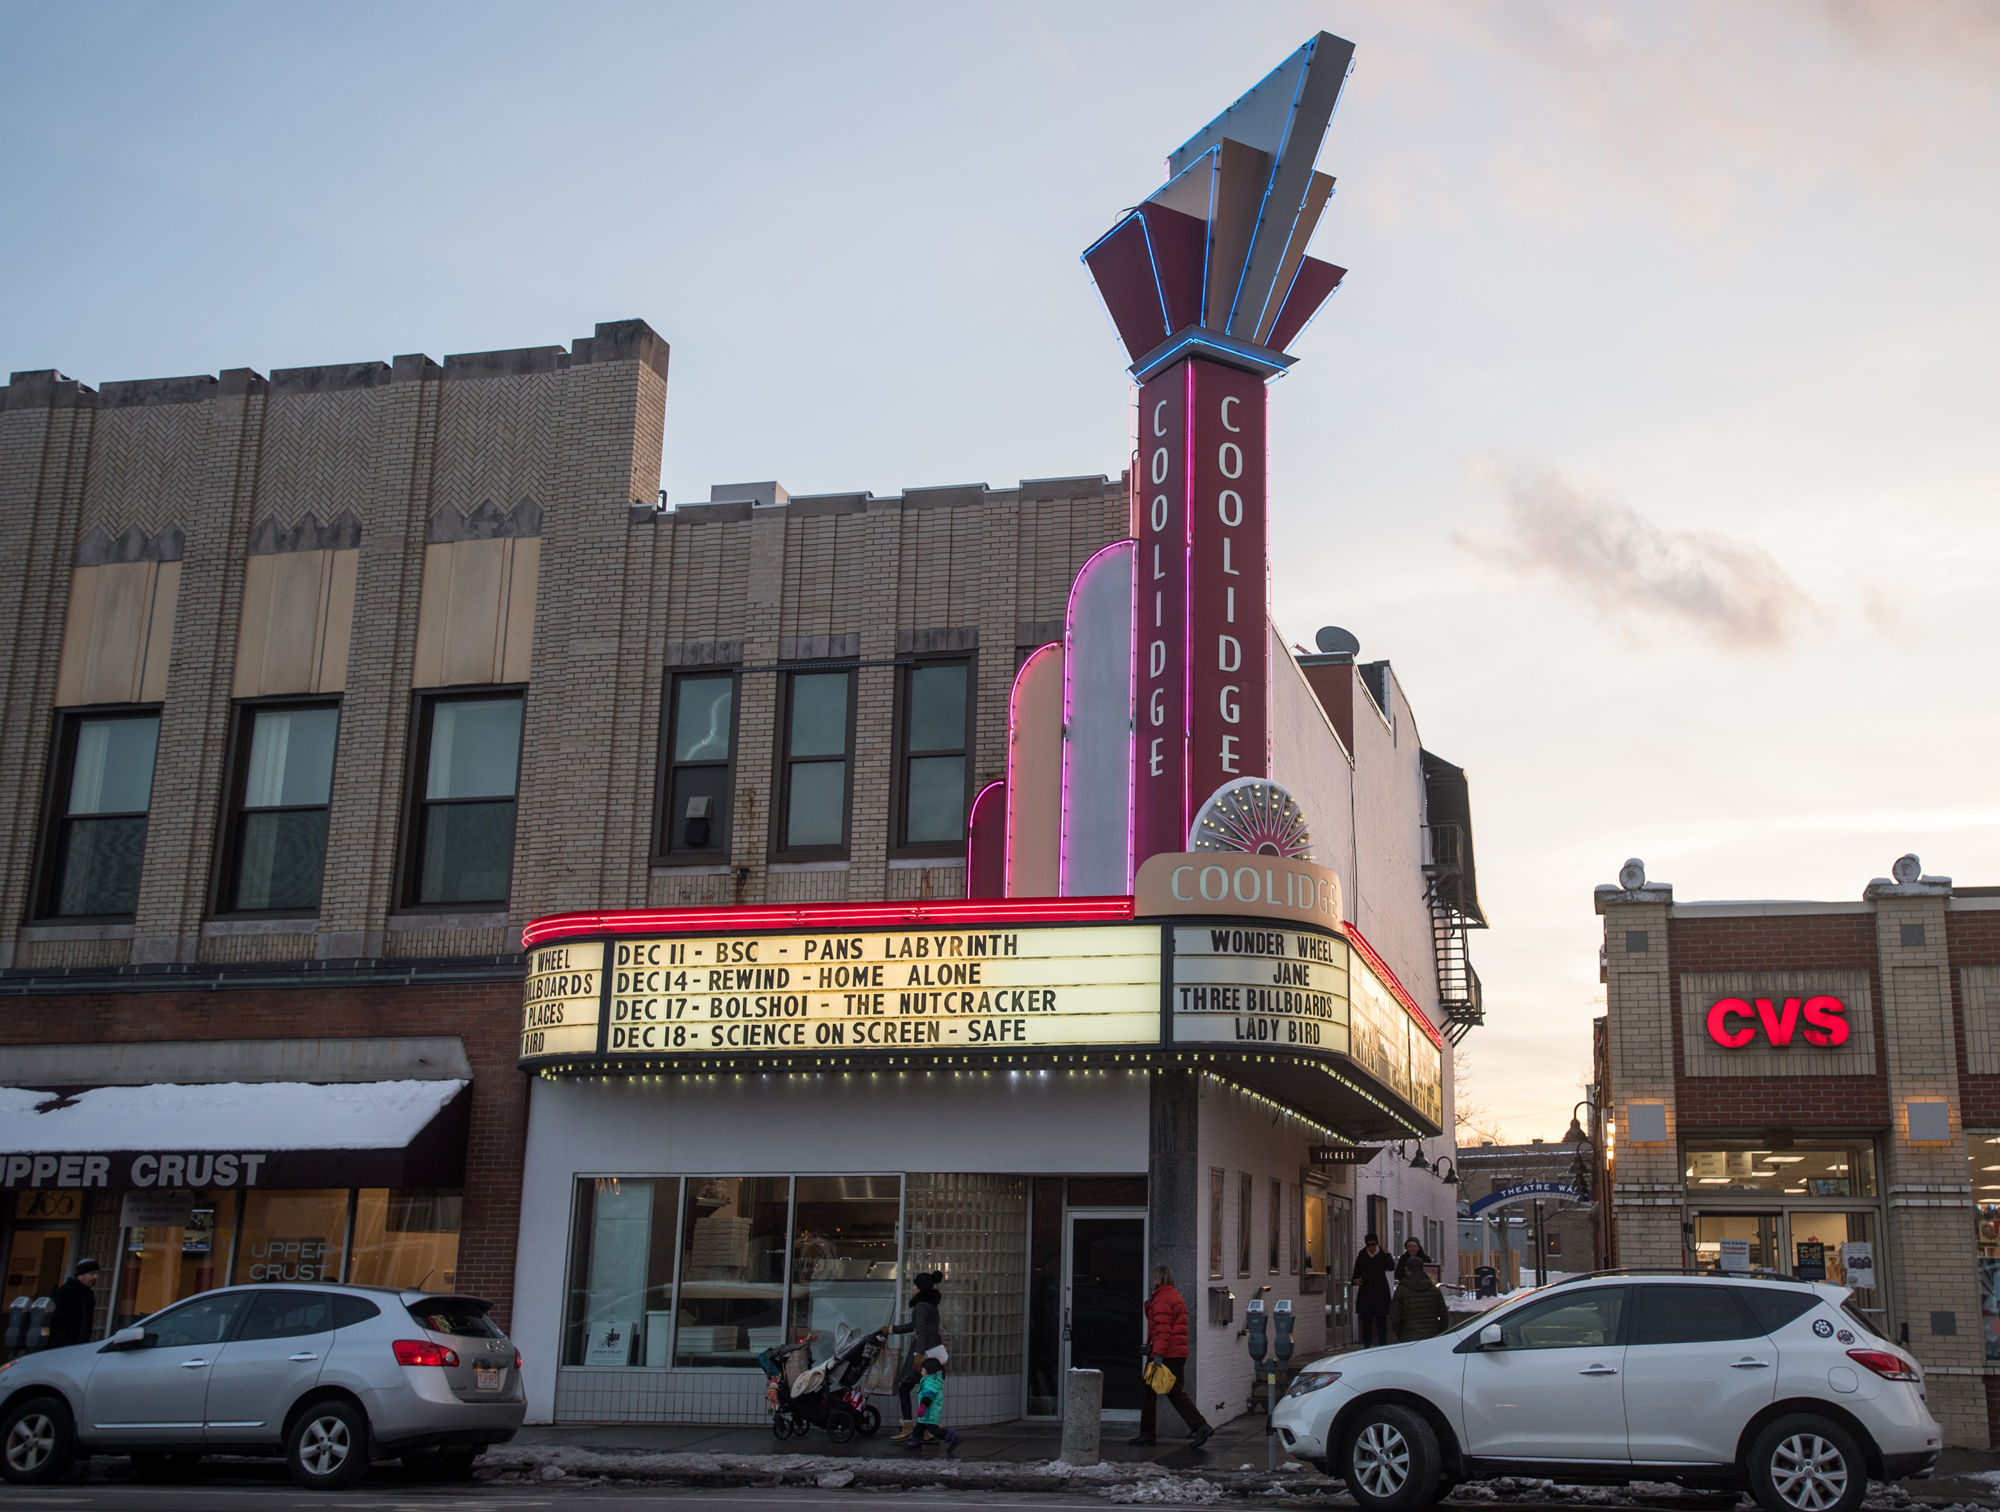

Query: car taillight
left=394, top=1339, right=461, bottom=1368
left=1848, top=1348, right=1918, bottom=1382
left=514, top=1349, right=523, bottom=1371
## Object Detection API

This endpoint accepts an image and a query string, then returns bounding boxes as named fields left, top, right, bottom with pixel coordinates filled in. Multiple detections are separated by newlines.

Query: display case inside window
left=562, top=1178, right=680, bottom=1367
left=1683, top=1141, right=1877, bottom=1196
left=348, top=1189, right=461, bottom=1292
left=789, top=1176, right=900, bottom=1346
left=676, top=1177, right=789, bottom=1366
left=115, top=1191, right=235, bottom=1328
left=1973, top=1134, right=2000, bottom=1358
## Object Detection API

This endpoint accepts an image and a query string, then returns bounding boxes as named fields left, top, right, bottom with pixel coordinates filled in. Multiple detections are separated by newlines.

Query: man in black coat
left=47, top=1258, right=100, bottom=1348
left=1350, top=1233, right=1396, bottom=1347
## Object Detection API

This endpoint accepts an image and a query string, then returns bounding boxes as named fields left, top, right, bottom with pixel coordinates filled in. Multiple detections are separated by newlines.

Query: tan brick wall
left=2, top=328, right=1124, bottom=969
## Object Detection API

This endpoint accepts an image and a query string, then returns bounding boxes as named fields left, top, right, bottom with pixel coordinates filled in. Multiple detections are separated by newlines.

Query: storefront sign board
left=522, top=941, right=604, bottom=1061
left=1135, top=851, right=1342, bottom=927
left=1171, top=925, right=1349, bottom=1053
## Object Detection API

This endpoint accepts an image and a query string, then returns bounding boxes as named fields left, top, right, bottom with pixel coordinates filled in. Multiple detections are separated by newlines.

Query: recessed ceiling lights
left=1763, top=1155, right=1807, bottom=1164
left=1698, top=1177, right=1733, bottom=1184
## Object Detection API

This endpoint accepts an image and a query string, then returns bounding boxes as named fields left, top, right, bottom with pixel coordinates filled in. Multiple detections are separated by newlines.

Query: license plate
left=475, top=1366, right=502, bottom=1392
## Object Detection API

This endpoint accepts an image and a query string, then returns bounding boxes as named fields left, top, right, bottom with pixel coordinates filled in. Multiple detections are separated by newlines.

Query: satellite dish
left=1891, top=854, right=1922, bottom=884
left=1314, top=626, right=1360, bottom=656
left=1618, top=858, right=1646, bottom=892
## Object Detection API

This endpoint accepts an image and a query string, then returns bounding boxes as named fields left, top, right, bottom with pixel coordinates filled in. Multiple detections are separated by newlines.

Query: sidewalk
left=513, top=1411, right=1280, bottom=1470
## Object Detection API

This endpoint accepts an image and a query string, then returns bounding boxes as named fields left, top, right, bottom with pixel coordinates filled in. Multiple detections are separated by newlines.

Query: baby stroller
left=759, top=1325, right=884, bottom=1441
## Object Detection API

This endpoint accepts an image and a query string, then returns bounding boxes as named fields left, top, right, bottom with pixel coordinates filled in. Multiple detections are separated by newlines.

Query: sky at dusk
left=5, top=2, right=1996, bottom=1141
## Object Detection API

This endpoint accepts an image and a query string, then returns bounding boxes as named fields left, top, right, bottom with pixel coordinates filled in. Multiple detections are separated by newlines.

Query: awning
left=0, top=1079, right=470, bottom=1193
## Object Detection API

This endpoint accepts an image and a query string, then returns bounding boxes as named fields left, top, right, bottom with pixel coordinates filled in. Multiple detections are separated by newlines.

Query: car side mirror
left=1479, top=1323, right=1504, bottom=1350
left=103, top=1325, right=146, bottom=1351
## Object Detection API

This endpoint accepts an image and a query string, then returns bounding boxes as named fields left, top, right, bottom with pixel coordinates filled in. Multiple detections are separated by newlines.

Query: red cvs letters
left=1704, top=996, right=1850, bottom=1049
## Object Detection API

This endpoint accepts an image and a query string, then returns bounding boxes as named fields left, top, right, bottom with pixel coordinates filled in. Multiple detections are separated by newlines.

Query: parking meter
left=3, top=1297, right=28, bottom=1354
left=1273, top=1299, right=1294, bottom=1362
left=1245, top=1298, right=1267, bottom=1362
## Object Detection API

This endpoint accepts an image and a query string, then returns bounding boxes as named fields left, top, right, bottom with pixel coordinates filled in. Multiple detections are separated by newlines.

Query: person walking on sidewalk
left=1128, top=1266, right=1214, bottom=1449
left=1388, top=1263, right=1450, bottom=1342
left=904, top=1356, right=958, bottom=1452
left=1395, top=1237, right=1430, bottom=1281
left=47, top=1259, right=100, bottom=1348
left=879, top=1271, right=944, bottom=1441
left=1350, top=1233, right=1396, bottom=1348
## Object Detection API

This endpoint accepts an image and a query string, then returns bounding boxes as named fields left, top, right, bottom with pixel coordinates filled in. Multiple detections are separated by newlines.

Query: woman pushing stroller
left=876, top=1270, right=955, bottom=1451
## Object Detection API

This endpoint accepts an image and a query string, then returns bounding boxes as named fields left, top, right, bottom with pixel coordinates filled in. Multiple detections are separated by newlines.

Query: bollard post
left=1061, top=1368, right=1104, bottom=1465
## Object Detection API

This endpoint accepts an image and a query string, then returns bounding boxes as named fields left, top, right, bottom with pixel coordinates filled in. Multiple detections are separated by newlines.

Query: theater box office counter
left=509, top=879, right=1444, bottom=1427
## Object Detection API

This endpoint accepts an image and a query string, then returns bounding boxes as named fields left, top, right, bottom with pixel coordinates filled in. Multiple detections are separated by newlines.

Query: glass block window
left=902, top=1172, right=1026, bottom=1376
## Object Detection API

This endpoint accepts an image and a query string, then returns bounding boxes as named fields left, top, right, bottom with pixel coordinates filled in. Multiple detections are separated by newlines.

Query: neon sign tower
left=1082, top=32, right=1353, bottom=877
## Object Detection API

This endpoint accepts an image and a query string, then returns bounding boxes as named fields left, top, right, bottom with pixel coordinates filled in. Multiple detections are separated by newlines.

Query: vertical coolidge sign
left=1135, top=362, right=1269, bottom=863
left=1083, top=30, right=1351, bottom=877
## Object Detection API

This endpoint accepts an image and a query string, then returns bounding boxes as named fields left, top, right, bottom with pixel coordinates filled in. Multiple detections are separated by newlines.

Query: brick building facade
left=0, top=318, right=1128, bottom=1343
left=1598, top=856, right=2000, bottom=1447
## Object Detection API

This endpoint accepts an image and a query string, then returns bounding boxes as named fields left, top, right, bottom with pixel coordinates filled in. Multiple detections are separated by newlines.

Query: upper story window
left=658, top=672, right=736, bottom=859
left=777, top=670, right=852, bottom=854
left=406, top=693, right=522, bottom=906
left=896, top=660, right=970, bottom=851
left=44, top=712, right=160, bottom=918
left=219, top=704, right=339, bottom=912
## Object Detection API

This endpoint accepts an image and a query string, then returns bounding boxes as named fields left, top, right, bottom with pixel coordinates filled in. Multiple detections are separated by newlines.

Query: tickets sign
left=522, top=926, right=1161, bottom=1064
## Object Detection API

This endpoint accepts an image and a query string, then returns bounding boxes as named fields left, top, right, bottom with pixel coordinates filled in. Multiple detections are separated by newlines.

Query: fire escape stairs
left=1424, top=823, right=1484, bottom=1044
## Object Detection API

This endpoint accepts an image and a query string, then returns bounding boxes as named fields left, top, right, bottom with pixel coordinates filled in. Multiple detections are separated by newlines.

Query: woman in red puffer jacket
left=1131, top=1267, right=1213, bottom=1448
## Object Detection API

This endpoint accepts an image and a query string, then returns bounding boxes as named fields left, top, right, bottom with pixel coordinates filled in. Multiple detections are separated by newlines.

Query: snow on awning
left=0, top=1079, right=470, bottom=1193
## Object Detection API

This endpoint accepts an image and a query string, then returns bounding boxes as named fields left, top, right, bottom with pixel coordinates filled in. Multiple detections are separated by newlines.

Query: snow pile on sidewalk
left=1105, top=1475, right=1228, bottom=1504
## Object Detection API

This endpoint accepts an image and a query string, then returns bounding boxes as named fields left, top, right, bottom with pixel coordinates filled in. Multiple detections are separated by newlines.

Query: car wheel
left=0, top=1396, right=75, bottom=1486
left=1339, top=1403, right=1441, bottom=1512
left=130, top=1452, right=203, bottom=1482
left=285, top=1397, right=370, bottom=1490
left=859, top=1405, right=882, bottom=1436
left=1748, top=1415, right=1867, bottom=1512
left=403, top=1446, right=479, bottom=1482
left=826, top=1408, right=858, bottom=1444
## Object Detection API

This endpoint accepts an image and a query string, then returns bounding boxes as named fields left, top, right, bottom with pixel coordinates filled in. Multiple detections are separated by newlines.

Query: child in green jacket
left=905, top=1357, right=958, bottom=1452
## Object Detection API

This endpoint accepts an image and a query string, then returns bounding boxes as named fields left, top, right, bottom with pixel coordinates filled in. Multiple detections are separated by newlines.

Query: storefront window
left=116, top=1191, right=237, bottom=1328
left=1684, top=1142, right=1876, bottom=1196
left=789, top=1176, right=900, bottom=1345
left=1972, top=1134, right=2000, bottom=1359
left=562, top=1178, right=680, bottom=1367
left=348, top=1189, right=461, bottom=1292
left=676, top=1177, right=789, bottom=1366
left=1302, top=1188, right=1327, bottom=1275
left=232, top=1190, right=348, bottom=1285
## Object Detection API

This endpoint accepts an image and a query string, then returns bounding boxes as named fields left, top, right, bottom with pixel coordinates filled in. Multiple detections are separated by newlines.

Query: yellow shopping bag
left=1143, top=1358, right=1176, bottom=1395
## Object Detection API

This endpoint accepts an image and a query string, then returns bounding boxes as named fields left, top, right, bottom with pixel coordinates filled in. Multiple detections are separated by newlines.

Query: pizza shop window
left=657, top=671, right=736, bottom=859
left=894, top=659, right=970, bottom=854
left=39, top=710, right=161, bottom=918
left=404, top=692, right=523, bottom=906
left=1683, top=1141, right=1876, bottom=1197
left=775, top=669, right=853, bottom=855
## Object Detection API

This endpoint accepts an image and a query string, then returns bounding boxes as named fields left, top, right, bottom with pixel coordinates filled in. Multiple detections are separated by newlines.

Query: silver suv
left=0, top=1283, right=525, bottom=1488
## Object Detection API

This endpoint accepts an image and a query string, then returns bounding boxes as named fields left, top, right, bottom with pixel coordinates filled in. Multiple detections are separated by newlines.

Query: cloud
left=1861, top=585, right=1913, bottom=642
left=1460, top=463, right=1821, bottom=652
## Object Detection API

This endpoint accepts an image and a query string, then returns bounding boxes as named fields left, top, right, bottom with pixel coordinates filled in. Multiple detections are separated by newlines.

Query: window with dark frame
left=1237, top=1171, right=1253, bottom=1277
left=896, top=659, right=970, bottom=850
left=218, top=703, right=339, bottom=912
left=777, top=669, right=852, bottom=853
left=1208, top=1168, right=1224, bottom=1278
left=658, top=672, right=736, bottom=859
left=405, top=693, right=523, bottom=906
left=41, top=710, right=160, bottom=918
left=1269, top=1176, right=1282, bottom=1274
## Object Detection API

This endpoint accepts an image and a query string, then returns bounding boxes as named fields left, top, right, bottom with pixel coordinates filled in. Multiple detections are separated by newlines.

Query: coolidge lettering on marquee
left=1135, top=360, right=1268, bottom=868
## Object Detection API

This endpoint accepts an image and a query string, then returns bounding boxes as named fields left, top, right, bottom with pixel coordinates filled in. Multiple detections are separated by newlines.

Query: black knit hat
left=914, top=1271, right=943, bottom=1288
left=73, top=1258, right=101, bottom=1277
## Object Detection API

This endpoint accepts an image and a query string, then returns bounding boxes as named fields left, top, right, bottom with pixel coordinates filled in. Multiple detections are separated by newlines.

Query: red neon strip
left=523, top=895, right=1139, bottom=948
left=1346, top=925, right=1447, bottom=1050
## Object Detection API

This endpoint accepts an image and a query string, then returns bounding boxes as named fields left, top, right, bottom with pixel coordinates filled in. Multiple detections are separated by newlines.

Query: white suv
left=1270, top=1274, right=1941, bottom=1512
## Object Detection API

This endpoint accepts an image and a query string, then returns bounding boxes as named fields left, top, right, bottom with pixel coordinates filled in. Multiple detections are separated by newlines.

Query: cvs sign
left=1705, top=995, right=1850, bottom=1049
